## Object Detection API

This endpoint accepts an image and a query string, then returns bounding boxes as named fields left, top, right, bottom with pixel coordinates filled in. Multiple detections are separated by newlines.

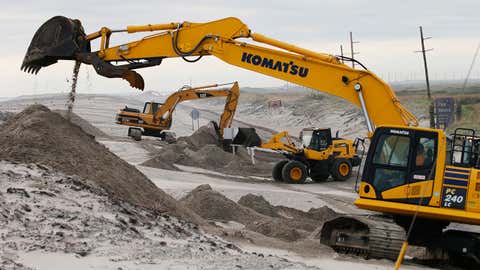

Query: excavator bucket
left=21, top=16, right=145, bottom=90
left=21, top=16, right=90, bottom=74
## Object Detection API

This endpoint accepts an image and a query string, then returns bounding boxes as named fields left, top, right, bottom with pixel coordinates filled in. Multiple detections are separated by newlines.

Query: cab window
left=373, top=134, right=410, bottom=167
left=410, top=135, right=437, bottom=182
left=372, top=134, right=410, bottom=192
left=302, top=130, right=331, bottom=151
left=415, top=137, right=435, bottom=169
left=143, top=102, right=161, bottom=114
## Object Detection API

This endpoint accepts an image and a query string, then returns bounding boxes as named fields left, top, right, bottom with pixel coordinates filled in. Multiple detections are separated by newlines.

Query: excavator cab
left=359, top=126, right=438, bottom=204
left=143, top=102, right=162, bottom=115
left=332, top=126, right=480, bottom=265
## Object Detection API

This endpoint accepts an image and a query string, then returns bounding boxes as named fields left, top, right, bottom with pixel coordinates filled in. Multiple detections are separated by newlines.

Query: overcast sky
left=1, top=0, right=480, bottom=96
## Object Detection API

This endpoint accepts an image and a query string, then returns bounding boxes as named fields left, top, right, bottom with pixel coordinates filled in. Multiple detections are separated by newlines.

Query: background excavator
left=115, top=81, right=239, bottom=141
left=22, top=16, right=480, bottom=268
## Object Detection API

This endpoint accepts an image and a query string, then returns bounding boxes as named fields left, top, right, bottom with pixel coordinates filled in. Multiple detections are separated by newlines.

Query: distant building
left=267, top=99, right=282, bottom=110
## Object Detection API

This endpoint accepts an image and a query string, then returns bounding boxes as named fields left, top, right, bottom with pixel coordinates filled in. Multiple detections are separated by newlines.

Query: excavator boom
left=22, top=16, right=417, bottom=131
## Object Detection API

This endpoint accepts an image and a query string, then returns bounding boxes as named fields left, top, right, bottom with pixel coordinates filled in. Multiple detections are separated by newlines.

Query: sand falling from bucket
left=66, top=61, right=81, bottom=121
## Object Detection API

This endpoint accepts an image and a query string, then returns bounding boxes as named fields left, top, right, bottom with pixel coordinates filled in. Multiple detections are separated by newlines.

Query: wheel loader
left=262, top=129, right=361, bottom=183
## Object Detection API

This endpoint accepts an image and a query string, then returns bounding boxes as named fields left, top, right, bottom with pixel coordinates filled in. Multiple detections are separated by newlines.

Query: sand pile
left=1, top=161, right=317, bottom=270
left=238, top=194, right=338, bottom=233
left=237, top=193, right=280, bottom=218
left=142, top=123, right=279, bottom=177
left=0, top=105, right=202, bottom=224
left=180, top=184, right=259, bottom=223
left=177, top=123, right=220, bottom=150
left=55, top=109, right=109, bottom=138
left=181, top=185, right=337, bottom=242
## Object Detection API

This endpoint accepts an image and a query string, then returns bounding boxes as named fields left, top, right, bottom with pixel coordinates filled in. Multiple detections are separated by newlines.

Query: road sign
left=434, top=97, right=454, bottom=129
left=190, top=109, right=200, bottom=131
left=190, top=109, right=200, bottom=120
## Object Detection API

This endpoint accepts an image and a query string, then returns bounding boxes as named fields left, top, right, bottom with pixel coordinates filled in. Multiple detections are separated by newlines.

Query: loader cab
left=143, top=102, right=162, bottom=115
left=360, top=127, right=439, bottom=204
left=300, top=128, right=332, bottom=152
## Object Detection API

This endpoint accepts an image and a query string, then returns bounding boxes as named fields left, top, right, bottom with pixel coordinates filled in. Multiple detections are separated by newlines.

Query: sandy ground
left=0, top=161, right=320, bottom=270
left=0, top=92, right=439, bottom=269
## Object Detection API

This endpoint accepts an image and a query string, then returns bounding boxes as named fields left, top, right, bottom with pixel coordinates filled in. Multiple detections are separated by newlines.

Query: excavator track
left=321, top=215, right=405, bottom=260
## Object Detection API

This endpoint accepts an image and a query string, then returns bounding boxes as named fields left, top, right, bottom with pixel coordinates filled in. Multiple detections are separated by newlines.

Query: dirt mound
left=0, top=105, right=203, bottom=225
left=177, top=122, right=220, bottom=150
left=1, top=161, right=316, bottom=270
left=238, top=193, right=337, bottom=225
left=141, top=144, right=187, bottom=170
left=184, top=145, right=235, bottom=169
left=55, top=109, right=109, bottom=138
left=180, top=184, right=258, bottom=223
left=238, top=193, right=339, bottom=235
left=307, top=206, right=338, bottom=222
left=142, top=124, right=277, bottom=178
left=181, top=186, right=337, bottom=242
left=237, top=194, right=280, bottom=218
left=245, top=219, right=304, bottom=242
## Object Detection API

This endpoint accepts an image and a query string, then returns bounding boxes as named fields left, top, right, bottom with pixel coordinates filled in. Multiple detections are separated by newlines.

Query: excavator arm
left=152, top=82, right=238, bottom=128
left=22, top=16, right=417, bottom=135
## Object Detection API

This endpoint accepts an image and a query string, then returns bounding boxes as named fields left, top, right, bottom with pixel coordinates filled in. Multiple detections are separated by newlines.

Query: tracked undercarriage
left=321, top=215, right=405, bottom=260
left=321, top=215, right=480, bottom=269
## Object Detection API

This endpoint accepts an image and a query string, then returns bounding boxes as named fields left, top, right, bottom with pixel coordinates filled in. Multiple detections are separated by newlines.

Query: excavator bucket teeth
left=21, top=16, right=90, bottom=74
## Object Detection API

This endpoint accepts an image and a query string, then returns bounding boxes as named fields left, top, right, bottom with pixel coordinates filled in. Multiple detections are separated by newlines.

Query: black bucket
left=21, top=16, right=90, bottom=74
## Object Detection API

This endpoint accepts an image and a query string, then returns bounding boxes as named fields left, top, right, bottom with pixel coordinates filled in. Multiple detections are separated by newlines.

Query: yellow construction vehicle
left=260, top=131, right=300, bottom=153
left=22, top=16, right=480, bottom=267
left=262, top=129, right=361, bottom=183
left=115, top=82, right=239, bottom=141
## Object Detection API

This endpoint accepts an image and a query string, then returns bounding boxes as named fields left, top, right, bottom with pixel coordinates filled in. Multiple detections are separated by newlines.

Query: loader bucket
left=232, top=128, right=262, bottom=147
left=21, top=16, right=90, bottom=74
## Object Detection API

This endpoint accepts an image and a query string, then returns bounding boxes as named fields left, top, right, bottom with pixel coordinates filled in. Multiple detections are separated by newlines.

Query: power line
left=461, top=41, right=480, bottom=94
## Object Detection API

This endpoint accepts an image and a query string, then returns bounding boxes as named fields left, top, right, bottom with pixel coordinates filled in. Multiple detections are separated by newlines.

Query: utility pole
left=349, top=32, right=360, bottom=68
left=340, top=45, right=344, bottom=64
left=415, top=26, right=434, bottom=128
left=415, top=26, right=433, bottom=99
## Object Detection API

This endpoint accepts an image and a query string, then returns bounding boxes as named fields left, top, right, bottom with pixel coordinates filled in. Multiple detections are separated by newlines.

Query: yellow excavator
left=115, top=82, right=239, bottom=141
left=22, top=16, right=480, bottom=267
left=261, top=129, right=361, bottom=183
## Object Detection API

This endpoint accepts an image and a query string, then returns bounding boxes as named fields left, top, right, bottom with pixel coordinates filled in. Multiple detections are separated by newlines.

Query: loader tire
left=272, top=160, right=288, bottom=182
left=282, top=160, right=307, bottom=184
left=331, top=159, right=352, bottom=181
